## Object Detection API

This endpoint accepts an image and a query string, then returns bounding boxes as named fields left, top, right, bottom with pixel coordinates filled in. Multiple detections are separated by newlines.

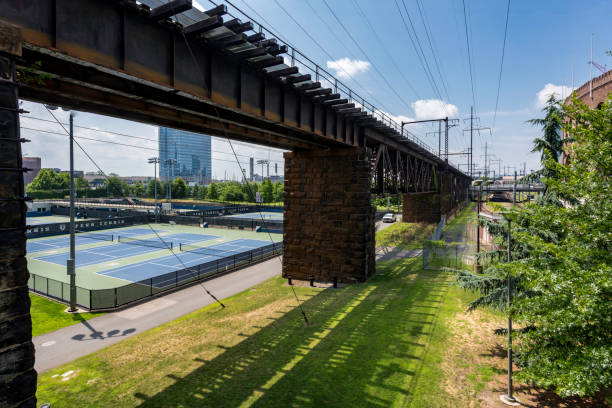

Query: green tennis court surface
left=26, top=223, right=282, bottom=291
left=224, top=211, right=283, bottom=220
left=26, top=215, right=75, bottom=225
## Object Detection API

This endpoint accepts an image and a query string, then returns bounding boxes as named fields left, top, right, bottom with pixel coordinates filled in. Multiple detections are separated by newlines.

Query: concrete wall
left=283, top=148, right=375, bottom=283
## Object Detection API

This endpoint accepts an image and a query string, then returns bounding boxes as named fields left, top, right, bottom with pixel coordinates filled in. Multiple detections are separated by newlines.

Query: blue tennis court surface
left=33, top=232, right=219, bottom=267
left=226, top=212, right=283, bottom=220
left=26, top=227, right=168, bottom=254
left=97, top=239, right=274, bottom=286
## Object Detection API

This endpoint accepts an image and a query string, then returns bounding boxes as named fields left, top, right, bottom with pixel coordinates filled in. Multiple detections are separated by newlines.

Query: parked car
left=382, top=213, right=396, bottom=223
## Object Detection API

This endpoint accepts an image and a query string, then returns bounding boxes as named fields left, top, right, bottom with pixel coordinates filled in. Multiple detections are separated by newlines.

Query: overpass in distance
left=0, top=1, right=470, bottom=406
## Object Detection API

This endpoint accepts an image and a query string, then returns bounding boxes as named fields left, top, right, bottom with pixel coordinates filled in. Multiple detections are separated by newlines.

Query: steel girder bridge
left=0, top=0, right=469, bottom=193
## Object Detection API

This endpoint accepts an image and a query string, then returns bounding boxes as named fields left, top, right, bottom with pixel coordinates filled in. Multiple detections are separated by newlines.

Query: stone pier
left=283, top=148, right=375, bottom=283
left=0, top=23, right=37, bottom=408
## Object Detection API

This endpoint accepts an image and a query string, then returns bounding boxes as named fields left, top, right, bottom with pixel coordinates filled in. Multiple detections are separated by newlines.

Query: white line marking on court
left=41, top=340, right=56, bottom=347
left=106, top=262, right=120, bottom=266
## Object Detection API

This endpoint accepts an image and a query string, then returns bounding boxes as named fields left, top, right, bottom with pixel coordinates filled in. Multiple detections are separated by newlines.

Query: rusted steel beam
left=305, top=88, right=331, bottom=96
left=249, top=56, right=284, bottom=68
left=267, top=44, right=287, bottom=56
left=204, top=4, right=227, bottom=17
left=184, top=15, right=223, bottom=36
left=150, top=0, right=192, bottom=21
left=285, top=74, right=310, bottom=83
left=322, top=98, right=348, bottom=106
left=295, top=82, right=321, bottom=91
left=224, top=19, right=254, bottom=34
left=265, top=66, right=299, bottom=78
left=247, top=32, right=266, bottom=43
left=331, top=103, right=355, bottom=110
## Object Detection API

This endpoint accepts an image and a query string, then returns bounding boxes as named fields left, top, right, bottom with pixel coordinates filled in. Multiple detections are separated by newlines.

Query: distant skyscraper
left=158, top=127, right=212, bottom=184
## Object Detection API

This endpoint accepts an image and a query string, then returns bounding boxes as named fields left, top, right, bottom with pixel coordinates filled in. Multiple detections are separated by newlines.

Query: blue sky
left=21, top=0, right=612, bottom=178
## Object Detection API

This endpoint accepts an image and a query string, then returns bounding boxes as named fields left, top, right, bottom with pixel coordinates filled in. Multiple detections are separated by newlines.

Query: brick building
left=22, top=156, right=40, bottom=185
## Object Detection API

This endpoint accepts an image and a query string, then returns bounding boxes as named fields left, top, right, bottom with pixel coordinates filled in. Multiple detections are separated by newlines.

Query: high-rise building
left=158, top=127, right=212, bottom=184
left=22, top=157, right=41, bottom=185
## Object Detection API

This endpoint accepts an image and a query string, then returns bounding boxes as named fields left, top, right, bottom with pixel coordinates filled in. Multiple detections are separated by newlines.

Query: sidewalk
left=33, top=257, right=282, bottom=373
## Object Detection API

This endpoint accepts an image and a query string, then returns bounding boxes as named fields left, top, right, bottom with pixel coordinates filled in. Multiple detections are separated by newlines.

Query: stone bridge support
left=402, top=169, right=470, bottom=224
left=283, top=148, right=375, bottom=284
left=0, top=25, right=37, bottom=408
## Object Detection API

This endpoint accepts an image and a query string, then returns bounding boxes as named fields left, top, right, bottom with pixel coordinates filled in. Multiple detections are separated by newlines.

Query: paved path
left=33, top=257, right=282, bottom=373
left=375, top=214, right=402, bottom=232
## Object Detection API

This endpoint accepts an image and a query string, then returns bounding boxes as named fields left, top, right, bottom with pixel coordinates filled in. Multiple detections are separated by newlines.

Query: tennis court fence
left=28, top=242, right=283, bottom=311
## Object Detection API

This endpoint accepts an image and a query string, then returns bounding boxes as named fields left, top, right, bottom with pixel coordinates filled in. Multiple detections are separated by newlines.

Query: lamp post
left=148, top=157, right=159, bottom=222
left=68, top=112, right=76, bottom=312
left=500, top=213, right=520, bottom=406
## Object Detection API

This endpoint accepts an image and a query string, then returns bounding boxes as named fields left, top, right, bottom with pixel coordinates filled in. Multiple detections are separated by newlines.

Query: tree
left=75, top=177, right=90, bottom=190
left=457, top=97, right=612, bottom=397
left=197, top=185, right=208, bottom=200
left=207, top=182, right=219, bottom=200
left=104, top=176, right=126, bottom=197
left=147, top=179, right=162, bottom=198
left=172, top=177, right=187, bottom=198
left=262, top=178, right=274, bottom=203
left=132, top=181, right=145, bottom=197
left=191, top=184, right=199, bottom=199
left=273, top=181, right=284, bottom=202
left=527, top=95, right=564, bottom=163
left=27, top=168, right=68, bottom=191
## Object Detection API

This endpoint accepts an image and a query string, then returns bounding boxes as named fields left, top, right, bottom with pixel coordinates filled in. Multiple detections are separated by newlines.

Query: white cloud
left=535, top=83, right=575, bottom=108
left=192, top=1, right=205, bottom=11
left=411, top=99, right=458, bottom=120
left=326, top=58, right=371, bottom=79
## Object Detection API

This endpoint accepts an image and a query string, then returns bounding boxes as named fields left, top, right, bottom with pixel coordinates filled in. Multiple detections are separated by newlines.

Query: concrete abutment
left=282, top=148, right=375, bottom=284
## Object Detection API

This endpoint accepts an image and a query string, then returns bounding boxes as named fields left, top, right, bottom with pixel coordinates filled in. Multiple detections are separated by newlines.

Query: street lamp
left=67, top=111, right=77, bottom=312
left=147, top=157, right=159, bottom=222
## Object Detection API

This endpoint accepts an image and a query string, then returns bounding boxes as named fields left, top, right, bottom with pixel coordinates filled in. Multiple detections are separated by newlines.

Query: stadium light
left=147, top=157, right=159, bottom=222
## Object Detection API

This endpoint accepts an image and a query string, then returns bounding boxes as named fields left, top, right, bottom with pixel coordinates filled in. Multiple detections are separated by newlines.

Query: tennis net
left=118, top=236, right=172, bottom=249
left=179, top=242, right=280, bottom=258
left=75, top=230, right=114, bottom=242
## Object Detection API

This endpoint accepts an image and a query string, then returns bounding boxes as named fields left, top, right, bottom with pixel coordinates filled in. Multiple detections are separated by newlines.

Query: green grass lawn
left=376, top=222, right=435, bottom=249
left=30, top=293, right=103, bottom=337
left=36, top=257, right=486, bottom=408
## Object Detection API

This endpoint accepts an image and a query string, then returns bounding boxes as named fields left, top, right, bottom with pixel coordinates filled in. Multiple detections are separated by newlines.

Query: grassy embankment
left=376, top=222, right=435, bottom=249
left=30, top=293, right=103, bottom=337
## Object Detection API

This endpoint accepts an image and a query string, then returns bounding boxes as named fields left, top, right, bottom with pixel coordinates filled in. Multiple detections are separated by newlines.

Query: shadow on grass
left=134, top=258, right=452, bottom=408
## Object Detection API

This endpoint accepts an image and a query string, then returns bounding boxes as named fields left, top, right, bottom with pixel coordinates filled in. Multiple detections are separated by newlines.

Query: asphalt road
left=375, top=214, right=402, bottom=232
left=33, top=257, right=282, bottom=373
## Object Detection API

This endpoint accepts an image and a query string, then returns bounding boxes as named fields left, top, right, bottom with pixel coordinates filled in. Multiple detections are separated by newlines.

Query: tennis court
left=97, top=238, right=274, bottom=286
left=26, top=227, right=164, bottom=254
left=225, top=211, right=283, bottom=220
left=34, top=232, right=219, bottom=267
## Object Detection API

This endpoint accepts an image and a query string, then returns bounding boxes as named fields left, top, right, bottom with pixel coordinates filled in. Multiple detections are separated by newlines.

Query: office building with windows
left=159, top=127, right=212, bottom=184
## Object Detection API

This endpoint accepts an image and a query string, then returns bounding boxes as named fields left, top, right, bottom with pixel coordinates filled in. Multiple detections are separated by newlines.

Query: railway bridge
left=0, top=1, right=470, bottom=405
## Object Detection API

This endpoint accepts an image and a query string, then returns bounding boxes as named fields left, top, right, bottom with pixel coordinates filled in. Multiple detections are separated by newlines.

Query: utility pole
left=444, top=117, right=449, bottom=162
left=402, top=117, right=458, bottom=162
left=470, top=106, right=473, bottom=176
left=68, top=112, right=76, bottom=312
left=438, top=120, right=441, bottom=157
left=513, top=170, right=517, bottom=206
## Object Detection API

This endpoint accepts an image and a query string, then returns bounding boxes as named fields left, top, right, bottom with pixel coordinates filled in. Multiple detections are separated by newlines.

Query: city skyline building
left=158, top=127, right=212, bottom=184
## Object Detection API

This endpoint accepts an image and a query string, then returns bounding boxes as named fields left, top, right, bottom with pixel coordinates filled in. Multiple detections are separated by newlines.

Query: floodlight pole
left=68, top=112, right=76, bottom=312
left=148, top=157, right=159, bottom=222
left=500, top=216, right=519, bottom=406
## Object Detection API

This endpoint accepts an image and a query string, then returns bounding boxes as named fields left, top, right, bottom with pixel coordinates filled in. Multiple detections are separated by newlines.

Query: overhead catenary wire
left=350, top=0, right=421, bottom=100
left=320, top=0, right=414, bottom=112
left=493, top=0, right=511, bottom=130
left=41, top=105, right=227, bottom=308
left=461, top=0, right=478, bottom=114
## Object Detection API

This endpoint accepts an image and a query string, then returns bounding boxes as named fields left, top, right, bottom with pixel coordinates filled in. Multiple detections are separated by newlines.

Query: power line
left=393, top=0, right=443, bottom=101
left=350, top=0, right=421, bottom=100
left=20, top=126, right=284, bottom=168
left=321, top=0, right=413, bottom=111
left=414, top=0, right=450, bottom=101
left=493, top=0, right=511, bottom=129
left=461, top=0, right=477, bottom=113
